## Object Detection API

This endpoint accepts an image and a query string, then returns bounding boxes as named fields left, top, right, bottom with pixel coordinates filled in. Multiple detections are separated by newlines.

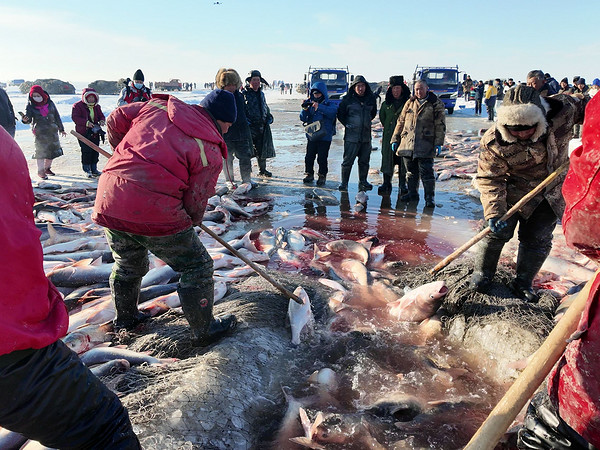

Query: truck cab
left=412, top=66, right=460, bottom=114
left=305, top=67, right=351, bottom=107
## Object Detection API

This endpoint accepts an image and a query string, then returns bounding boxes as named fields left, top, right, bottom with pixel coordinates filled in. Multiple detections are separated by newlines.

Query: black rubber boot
left=90, top=163, right=102, bottom=177
left=338, top=167, right=351, bottom=191
left=82, top=164, right=93, bottom=178
left=316, top=174, right=326, bottom=186
left=177, top=286, right=237, bottom=346
left=423, top=179, right=436, bottom=208
left=378, top=174, right=393, bottom=196
left=401, top=170, right=420, bottom=202
left=510, top=245, right=550, bottom=303
left=303, top=173, right=314, bottom=184
left=469, top=239, right=505, bottom=293
left=111, top=278, right=150, bottom=330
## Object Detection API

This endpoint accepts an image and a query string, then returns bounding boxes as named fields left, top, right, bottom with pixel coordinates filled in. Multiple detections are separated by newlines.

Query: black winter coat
left=337, top=80, right=377, bottom=143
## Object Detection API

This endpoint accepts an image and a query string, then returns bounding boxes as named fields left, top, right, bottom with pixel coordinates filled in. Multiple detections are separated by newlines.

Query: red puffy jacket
left=549, top=93, right=600, bottom=447
left=92, top=95, right=227, bottom=236
left=0, top=128, right=68, bottom=356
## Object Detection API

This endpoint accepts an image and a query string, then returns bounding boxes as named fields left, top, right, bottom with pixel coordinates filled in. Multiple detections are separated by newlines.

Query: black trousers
left=305, top=139, right=331, bottom=176
left=79, top=135, right=100, bottom=166
left=475, top=99, right=482, bottom=115
left=0, top=340, right=140, bottom=449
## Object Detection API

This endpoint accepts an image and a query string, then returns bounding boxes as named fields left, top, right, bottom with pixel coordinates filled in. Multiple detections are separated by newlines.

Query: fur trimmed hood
left=215, top=68, right=242, bottom=90
left=496, top=85, right=549, bottom=143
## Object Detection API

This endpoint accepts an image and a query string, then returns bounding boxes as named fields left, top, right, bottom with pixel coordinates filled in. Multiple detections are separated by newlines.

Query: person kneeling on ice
left=469, top=85, right=588, bottom=302
left=517, top=93, right=600, bottom=450
left=71, top=87, right=106, bottom=177
left=93, top=90, right=238, bottom=346
left=0, top=127, right=141, bottom=449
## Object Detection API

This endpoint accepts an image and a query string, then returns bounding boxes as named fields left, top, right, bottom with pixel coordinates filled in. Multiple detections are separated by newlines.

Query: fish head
left=62, top=332, right=91, bottom=354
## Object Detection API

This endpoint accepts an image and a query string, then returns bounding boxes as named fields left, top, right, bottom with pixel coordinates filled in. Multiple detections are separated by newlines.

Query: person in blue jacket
left=299, top=81, right=338, bottom=186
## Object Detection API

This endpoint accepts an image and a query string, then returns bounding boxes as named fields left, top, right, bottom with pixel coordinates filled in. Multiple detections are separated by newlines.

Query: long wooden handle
left=430, top=161, right=570, bottom=274
left=70, top=130, right=113, bottom=158
left=464, top=269, right=599, bottom=449
left=200, top=224, right=302, bottom=304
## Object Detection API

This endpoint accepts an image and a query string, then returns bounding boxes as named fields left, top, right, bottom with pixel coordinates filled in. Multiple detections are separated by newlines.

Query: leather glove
left=435, top=145, right=443, bottom=156
left=391, top=142, right=398, bottom=153
left=488, top=217, right=508, bottom=233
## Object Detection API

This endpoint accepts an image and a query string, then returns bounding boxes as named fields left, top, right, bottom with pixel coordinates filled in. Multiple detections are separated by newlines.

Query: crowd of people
left=0, top=66, right=598, bottom=448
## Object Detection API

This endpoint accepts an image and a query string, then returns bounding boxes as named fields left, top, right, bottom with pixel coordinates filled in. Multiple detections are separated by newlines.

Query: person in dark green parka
left=378, top=76, right=410, bottom=195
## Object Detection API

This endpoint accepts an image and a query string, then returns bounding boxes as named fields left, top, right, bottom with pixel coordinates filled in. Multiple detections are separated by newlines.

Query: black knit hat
left=561, top=77, right=568, bottom=84
left=388, top=75, right=404, bottom=87
left=201, top=89, right=237, bottom=123
left=133, top=69, right=144, bottom=82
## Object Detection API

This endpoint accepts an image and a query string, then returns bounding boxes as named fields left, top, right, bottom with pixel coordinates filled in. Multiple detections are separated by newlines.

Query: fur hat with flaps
left=496, top=85, right=549, bottom=143
left=215, top=68, right=242, bottom=90
left=388, top=75, right=404, bottom=87
left=245, top=69, right=269, bottom=87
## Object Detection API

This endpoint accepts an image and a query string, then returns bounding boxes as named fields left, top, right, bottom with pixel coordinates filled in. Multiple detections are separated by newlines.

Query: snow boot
left=469, top=238, right=505, bottom=293
left=316, top=174, right=326, bottom=187
left=90, top=163, right=102, bottom=177
left=303, top=173, right=315, bottom=184
left=82, top=164, right=94, bottom=178
left=358, top=164, right=373, bottom=191
left=177, top=285, right=237, bottom=347
left=509, top=245, right=550, bottom=303
left=401, top=170, right=420, bottom=202
left=338, top=167, right=351, bottom=192
left=423, top=179, right=436, bottom=208
left=378, top=174, right=393, bottom=196
left=111, top=278, right=150, bottom=330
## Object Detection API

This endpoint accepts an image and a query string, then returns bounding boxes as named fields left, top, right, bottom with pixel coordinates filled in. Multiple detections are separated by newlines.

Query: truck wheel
left=447, top=107, right=454, bottom=115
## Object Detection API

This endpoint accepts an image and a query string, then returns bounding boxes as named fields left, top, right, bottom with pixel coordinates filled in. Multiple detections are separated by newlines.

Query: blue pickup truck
left=304, top=67, right=351, bottom=107
left=412, top=65, right=460, bottom=114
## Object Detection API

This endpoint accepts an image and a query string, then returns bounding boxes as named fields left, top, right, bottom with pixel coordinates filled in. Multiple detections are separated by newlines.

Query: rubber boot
left=316, top=174, right=326, bottom=187
left=111, top=278, right=150, bottom=330
left=400, top=171, right=419, bottom=202
left=510, top=245, right=550, bottom=303
left=338, top=166, right=351, bottom=191
left=303, top=173, right=314, bottom=184
left=423, top=179, right=436, bottom=208
left=82, top=164, right=93, bottom=178
left=378, top=174, right=393, bottom=196
left=90, top=163, right=102, bottom=177
left=177, top=285, right=237, bottom=346
left=258, top=159, right=272, bottom=177
left=358, top=164, right=373, bottom=191
left=469, top=239, right=505, bottom=293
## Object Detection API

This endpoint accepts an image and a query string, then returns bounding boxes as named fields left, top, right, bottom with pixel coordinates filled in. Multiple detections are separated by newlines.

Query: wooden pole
left=70, top=130, right=113, bottom=159
left=430, top=161, right=570, bottom=274
left=464, top=269, right=599, bottom=449
left=200, top=224, right=302, bottom=305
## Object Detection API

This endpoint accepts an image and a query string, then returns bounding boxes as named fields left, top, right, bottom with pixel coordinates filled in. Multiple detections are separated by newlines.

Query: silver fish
left=288, top=286, right=314, bottom=346
left=220, top=196, right=252, bottom=218
left=286, top=229, right=306, bottom=252
left=388, top=280, right=448, bottom=322
left=325, top=239, right=370, bottom=265
left=79, top=347, right=177, bottom=366
left=47, top=258, right=114, bottom=288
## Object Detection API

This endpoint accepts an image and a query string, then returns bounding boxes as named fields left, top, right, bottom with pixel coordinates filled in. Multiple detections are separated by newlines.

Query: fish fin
left=298, top=407, right=311, bottom=437
left=289, top=437, right=326, bottom=449
left=90, top=256, right=103, bottom=266
left=72, top=258, right=94, bottom=267
left=310, top=412, right=324, bottom=437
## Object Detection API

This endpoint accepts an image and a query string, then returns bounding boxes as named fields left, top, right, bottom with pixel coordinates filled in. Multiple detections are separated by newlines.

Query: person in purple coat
left=71, top=88, right=106, bottom=177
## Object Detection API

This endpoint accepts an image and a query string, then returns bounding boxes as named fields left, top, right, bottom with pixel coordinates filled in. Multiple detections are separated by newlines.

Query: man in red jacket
left=0, top=128, right=140, bottom=449
left=93, top=90, right=238, bottom=346
left=517, top=94, right=600, bottom=449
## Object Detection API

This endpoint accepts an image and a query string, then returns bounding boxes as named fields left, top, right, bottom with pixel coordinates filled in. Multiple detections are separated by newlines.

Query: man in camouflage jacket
left=470, top=85, right=588, bottom=301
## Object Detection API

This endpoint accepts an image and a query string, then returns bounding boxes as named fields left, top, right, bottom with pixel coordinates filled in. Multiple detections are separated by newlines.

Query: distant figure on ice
left=484, top=80, right=497, bottom=121
left=117, top=69, right=152, bottom=106
left=243, top=70, right=275, bottom=177
left=299, top=81, right=338, bottom=187
left=0, top=86, right=16, bottom=137
left=71, top=88, right=105, bottom=178
left=572, top=78, right=590, bottom=138
left=215, top=68, right=256, bottom=190
left=336, top=75, right=377, bottom=192
left=462, top=75, right=473, bottom=100
left=378, top=75, right=410, bottom=196
left=390, top=79, right=446, bottom=208
left=474, top=80, right=485, bottom=116
left=469, top=85, right=588, bottom=301
left=21, top=85, right=66, bottom=180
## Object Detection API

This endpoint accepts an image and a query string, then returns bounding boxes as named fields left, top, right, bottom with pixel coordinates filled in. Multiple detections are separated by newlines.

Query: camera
left=301, top=99, right=312, bottom=109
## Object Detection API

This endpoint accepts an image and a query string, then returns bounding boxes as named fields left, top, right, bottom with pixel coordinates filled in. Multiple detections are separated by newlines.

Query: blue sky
left=1, top=0, right=598, bottom=86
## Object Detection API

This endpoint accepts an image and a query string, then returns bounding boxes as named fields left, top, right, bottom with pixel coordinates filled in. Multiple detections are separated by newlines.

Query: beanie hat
left=561, top=77, right=568, bottom=84
left=215, top=68, right=242, bottom=90
left=82, top=87, right=98, bottom=105
left=388, top=75, right=404, bottom=87
left=496, top=85, right=549, bottom=143
left=29, top=85, right=49, bottom=104
left=577, top=78, right=586, bottom=85
left=201, top=89, right=237, bottom=123
left=245, top=69, right=269, bottom=86
left=133, top=69, right=144, bottom=82
left=593, top=78, right=600, bottom=87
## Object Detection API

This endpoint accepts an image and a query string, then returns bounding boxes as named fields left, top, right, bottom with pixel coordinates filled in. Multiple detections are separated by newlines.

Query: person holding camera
left=72, top=88, right=106, bottom=178
left=299, top=81, right=338, bottom=186
left=117, top=69, right=152, bottom=106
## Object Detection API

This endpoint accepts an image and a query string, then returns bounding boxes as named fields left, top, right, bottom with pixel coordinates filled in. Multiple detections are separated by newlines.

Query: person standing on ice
left=469, top=84, right=588, bottom=302
left=117, top=69, right=152, bottom=106
left=299, top=81, right=338, bottom=187
left=92, top=90, right=238, bottom=346
left=336, top=75, right=378, bottom=192
left=390, top=79, right=446, bottom=208
left=474, top=80, right=485, bottom=116
left=517, top=92, right=600, bottom=450
left=484, top=80, right=498, bottom=121
left=242, top=69, right=275, bottom=177
left=0, top=86, right=16, bottom=137
left=20, top=85, right=65, bottom=180
left=0, top=127, right=141, bottom=449
left=378, top=75, right=410, bottom=196
left=215, top=68, right=256, bottom=190
left=71, top=88, right=106, bottom=178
